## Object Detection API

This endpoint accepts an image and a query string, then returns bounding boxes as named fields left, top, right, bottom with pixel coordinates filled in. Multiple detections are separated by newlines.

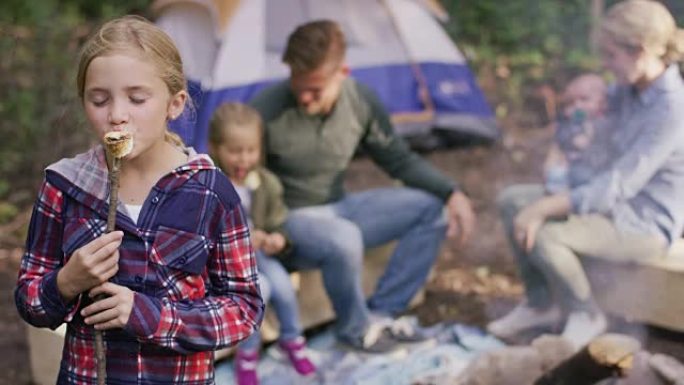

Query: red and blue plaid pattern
left=15, top=147, right=264, bottom=384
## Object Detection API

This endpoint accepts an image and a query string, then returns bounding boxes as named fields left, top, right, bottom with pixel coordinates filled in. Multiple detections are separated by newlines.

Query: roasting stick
left=96, top=130, right=133, bottom=385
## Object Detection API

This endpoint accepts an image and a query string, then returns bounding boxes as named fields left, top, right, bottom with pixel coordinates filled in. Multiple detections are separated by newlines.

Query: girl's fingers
left=82, top=295, right=118, bottom=317
left=84, top=307, right=119, bottom=326
left=89, top=282, right=120, bottom=298
left=101, top=264, right=120, bottom=281
left=90, top=240, right=122, bottom=263
left=92, top=251, right=120, bottom=276
left=94, top=318, right=124, bottom=331
left=81, top=231, right=123, bottom=255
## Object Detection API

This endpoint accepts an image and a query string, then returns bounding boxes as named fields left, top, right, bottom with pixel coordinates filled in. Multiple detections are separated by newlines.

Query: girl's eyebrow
left=125, top=86, right=153, bottom=93
left=85, top=87, right=109, bottom=95
left=85, top=86, right=153, bottom=94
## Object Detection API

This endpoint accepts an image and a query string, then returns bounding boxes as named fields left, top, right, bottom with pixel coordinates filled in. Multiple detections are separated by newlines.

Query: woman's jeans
left=239, top=251, right=303, bottom=351
left=282, top=187, right=447, bottom=341
left=498, top=184, right=667, bottom=312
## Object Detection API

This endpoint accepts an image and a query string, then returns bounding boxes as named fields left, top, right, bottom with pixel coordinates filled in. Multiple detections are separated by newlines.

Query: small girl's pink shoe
left=278, top=336, right=317, bottom=376
left=234, top=349, right=259, bottom=385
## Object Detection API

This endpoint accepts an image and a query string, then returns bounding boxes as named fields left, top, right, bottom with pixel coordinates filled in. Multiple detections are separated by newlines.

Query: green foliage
left=441, top=0, right=600, bottom=119
left=0, top=0, right=149, bottom=208
left=0, top=202, right=19, bottom=224
left=441, top=0, right=684, bottom=121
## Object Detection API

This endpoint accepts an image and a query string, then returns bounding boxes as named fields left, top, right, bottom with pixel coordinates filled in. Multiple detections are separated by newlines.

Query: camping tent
left=153, top=0, right=498, bottom=153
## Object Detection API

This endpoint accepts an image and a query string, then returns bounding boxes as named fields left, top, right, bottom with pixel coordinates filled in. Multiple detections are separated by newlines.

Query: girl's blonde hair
left=208, top=103, right=264, bottom=169
left=600, top=0, right=684, bottom=65
left=76, top=15, right=186, bottom=146
left=208, top=102, right=264, bottom=145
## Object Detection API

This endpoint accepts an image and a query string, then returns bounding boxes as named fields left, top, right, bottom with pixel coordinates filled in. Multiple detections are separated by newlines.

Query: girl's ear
left=340, top=63, right=351, bottom=77
left=167, top=90, right=188, bottom=120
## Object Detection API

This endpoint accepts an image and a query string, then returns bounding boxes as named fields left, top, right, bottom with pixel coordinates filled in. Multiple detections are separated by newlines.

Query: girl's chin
left=230, top=174, right=246, bottom=184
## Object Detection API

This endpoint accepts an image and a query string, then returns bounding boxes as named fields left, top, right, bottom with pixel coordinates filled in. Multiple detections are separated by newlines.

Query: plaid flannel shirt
left=15, top=146, right=264, bottom=385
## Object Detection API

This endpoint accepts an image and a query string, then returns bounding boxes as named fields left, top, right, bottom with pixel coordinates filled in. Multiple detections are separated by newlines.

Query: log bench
left=584, top=238, right=684, bottom=333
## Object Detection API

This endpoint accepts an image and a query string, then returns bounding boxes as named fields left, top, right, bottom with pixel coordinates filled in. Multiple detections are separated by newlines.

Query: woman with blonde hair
left=488, top=0, right=684, bottom=350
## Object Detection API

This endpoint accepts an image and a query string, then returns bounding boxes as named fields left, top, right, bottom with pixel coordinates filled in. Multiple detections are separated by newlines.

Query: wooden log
left=649, top=354, right=684, bottom=385
left=534, top=334, right=641, bottom=385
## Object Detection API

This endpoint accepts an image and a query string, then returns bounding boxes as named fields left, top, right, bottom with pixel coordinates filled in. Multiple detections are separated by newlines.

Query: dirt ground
left=1, top=122, right=683, bottom=384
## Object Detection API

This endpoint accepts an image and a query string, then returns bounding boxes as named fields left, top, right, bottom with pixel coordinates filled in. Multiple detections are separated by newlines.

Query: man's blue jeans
left=282, top=187, right=447, bottom=341
left=239, top=251, right=303, bottom=351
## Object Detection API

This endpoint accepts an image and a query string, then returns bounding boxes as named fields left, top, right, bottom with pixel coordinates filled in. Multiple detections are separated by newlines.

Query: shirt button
left=178, top=257, right=187, bottom=264
left=151, top=196, right=160, bottom=204
left=135, top=275, right=143, bottom=283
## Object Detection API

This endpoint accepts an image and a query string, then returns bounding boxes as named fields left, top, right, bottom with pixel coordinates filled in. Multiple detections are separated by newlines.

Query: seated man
left=250, top=20, right=475, bottom=353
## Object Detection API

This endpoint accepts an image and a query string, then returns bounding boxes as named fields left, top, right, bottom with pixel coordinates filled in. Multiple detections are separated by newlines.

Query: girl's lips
left=234, top=168, right=248, bottom=181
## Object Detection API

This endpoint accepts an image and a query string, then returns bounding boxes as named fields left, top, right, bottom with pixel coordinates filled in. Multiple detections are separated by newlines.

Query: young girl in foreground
left=14, top=16, right=263, bottom=384
left=209, top=103, right=316, bottom=385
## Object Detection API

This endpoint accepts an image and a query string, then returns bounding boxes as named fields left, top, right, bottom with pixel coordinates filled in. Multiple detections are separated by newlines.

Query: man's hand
left=446, top=190, right=476, bottom=247
left=82, top=282, right=134, bottom=330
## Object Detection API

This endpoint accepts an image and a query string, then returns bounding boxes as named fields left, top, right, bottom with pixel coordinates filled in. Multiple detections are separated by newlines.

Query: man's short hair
left=282, top=20, right=346, bottom=74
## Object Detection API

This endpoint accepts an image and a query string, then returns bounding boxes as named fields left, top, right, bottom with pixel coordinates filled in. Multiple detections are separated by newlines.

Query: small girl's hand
left=82, top=282, right=134, bottom=330
left=262, top=233, right=286, bottom=255
left=251, top=229, right=267, bottom=250
left=57, top=231, right=123, bottom=302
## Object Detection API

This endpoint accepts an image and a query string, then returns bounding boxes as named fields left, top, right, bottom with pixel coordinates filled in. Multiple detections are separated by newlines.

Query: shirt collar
left=636, top=64, right=682, bottom=106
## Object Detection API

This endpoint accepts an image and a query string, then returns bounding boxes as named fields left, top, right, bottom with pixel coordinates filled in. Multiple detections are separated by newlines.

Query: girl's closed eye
left=129, top=96, right=147, bottom=105
left=91, top=97, right=109, bottom=107
left=86, top=90, right=110, bottom=107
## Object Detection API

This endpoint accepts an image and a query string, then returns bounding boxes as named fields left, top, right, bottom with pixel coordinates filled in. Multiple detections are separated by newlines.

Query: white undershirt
left=233, top=184, right=254, bottom=227
left=233, top=185, right=251, bottom=209
left=125, top=204, right=143, bottom=223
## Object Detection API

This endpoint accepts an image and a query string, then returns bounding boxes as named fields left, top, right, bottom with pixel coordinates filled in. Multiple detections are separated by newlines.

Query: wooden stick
left=94, top=156, right=121, bottom=385
left=105, top=157, right=121, bottom=233
left=534, top=334, right=641, bottom=385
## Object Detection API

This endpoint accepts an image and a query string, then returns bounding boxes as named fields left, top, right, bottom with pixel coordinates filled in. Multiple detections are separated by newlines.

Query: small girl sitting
left=209, top=102, right=317, bottom=385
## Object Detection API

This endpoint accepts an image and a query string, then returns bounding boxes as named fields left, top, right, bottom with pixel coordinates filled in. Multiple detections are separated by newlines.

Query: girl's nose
left=108, top=100, right=129, bottom=125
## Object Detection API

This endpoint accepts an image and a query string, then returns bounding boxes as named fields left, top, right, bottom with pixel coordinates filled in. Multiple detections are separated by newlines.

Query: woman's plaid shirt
left=15, top=147, right=264, bottom=384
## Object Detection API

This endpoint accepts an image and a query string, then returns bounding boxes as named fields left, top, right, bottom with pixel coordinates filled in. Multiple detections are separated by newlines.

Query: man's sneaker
left=561, top=311, right=607, bottom=350
left=385, top=315, right=431, bottom=342
left=486, top=301, right=562, bottom=339
left=234, top=349, right=259, bottom=385
left=339, top=321, right=403, bottom=354
left=278, top=336, right=317, bottom=376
